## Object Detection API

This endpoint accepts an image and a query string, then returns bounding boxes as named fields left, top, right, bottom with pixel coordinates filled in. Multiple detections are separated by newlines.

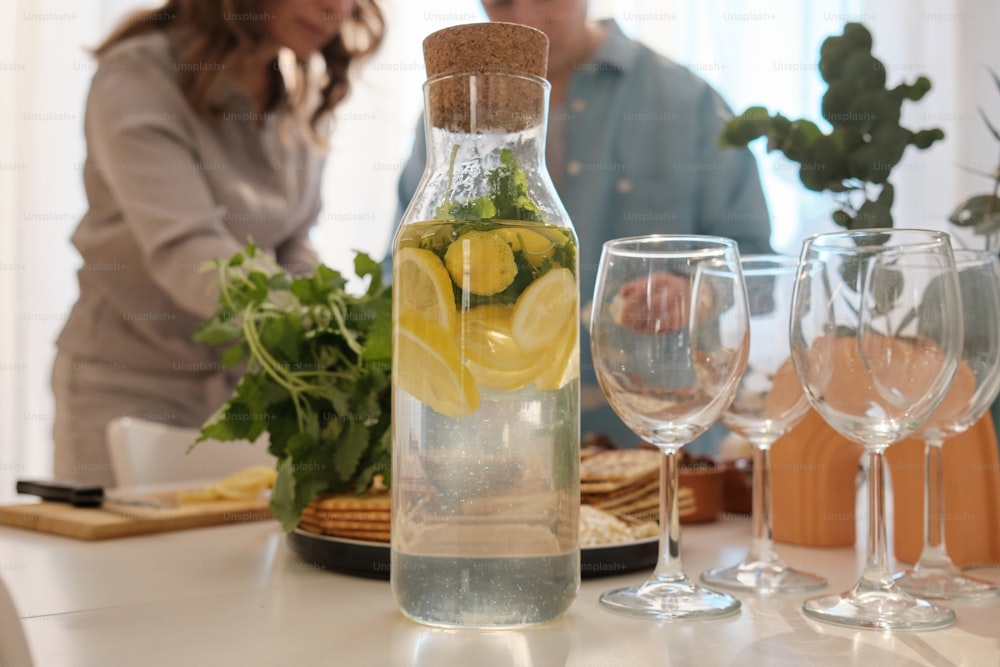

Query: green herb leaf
left=331, top=420, right=369, bottom=481
left=436, top=147, right=544, bottom=223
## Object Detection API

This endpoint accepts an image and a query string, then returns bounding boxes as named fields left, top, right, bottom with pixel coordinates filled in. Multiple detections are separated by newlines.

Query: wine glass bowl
left=701, top=254, right=827, bottom=593
left=590, top=235, right=750, bottom=620
left=893, top=248, right=1000, bottom=601
left=790, top=228, right=963, bottom=630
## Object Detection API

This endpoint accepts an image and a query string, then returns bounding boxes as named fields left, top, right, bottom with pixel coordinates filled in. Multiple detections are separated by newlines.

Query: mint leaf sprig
left=434, top=146, right=544, bottom=222
left=194, top=243, right=392, bottom=532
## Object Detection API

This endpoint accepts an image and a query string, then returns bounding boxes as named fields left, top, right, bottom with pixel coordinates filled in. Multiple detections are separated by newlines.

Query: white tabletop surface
left=1, top=515, right=998, bottom=667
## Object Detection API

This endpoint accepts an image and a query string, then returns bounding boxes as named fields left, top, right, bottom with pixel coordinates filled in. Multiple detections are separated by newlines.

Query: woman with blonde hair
left=52, top=0, right=384, bottom=486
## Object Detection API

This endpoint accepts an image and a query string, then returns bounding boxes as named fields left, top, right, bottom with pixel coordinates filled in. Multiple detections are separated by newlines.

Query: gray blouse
left=57, top=29, right=325, bottom=373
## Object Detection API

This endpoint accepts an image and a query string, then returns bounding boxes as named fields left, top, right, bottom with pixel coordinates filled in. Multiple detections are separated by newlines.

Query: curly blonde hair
left=94, top=0, right=384, bottom=143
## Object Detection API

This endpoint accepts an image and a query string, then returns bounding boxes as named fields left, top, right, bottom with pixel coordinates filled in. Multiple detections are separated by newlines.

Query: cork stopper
left=423, top=22, right=548, bottom=79
left=422, top=23, right=550, bottom=133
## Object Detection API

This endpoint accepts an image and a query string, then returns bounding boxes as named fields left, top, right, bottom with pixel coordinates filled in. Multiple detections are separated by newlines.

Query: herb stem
left=241, top=306, right=313, bottom=431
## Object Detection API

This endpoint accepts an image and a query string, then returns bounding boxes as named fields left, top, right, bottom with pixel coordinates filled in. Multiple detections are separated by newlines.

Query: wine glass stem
left=861, top=448, right=894, bottom=589
left=652, top=449, right=685, bottom=582
left=747, top=440, right=777, bottom=562
left=918, top=438, right=953, bottom=567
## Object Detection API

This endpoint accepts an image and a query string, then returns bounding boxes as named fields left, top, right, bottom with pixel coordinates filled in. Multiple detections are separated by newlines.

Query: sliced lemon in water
left=395, top=247, right=457, bottom=333
left=444, top=230, right=519, bottom=296
left=533, top=320, right=579, bottom=391
left=494, top=227, right=556, bottom=268
left=457, top=304, right=548, bottom=391
left=511, top=267, right=577, bottom=352
left=396, top=312, right=480, bottom=418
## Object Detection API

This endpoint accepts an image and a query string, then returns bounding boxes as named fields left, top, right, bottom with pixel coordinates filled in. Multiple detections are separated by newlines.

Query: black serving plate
left=579, top=536, right=659, bottom=578
left=287, top=529, right=657, bottom=580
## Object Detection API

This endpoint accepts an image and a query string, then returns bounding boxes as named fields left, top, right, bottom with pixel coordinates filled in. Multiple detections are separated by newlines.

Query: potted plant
left=719, top=22, right=945, bottom=231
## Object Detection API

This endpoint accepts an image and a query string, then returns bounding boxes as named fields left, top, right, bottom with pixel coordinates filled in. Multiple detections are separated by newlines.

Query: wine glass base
left=599, top=576, right=741, bottom=621
left=701, top=559, right=827, bottom=594
left=894, top=567, right=1000, bottom=602
left=803, top=589, right=956, bottom=630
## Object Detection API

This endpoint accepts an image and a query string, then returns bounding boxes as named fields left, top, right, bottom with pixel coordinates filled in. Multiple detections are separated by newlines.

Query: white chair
left=106, top=417, right=273, bottom=488
left=0, top=575, right=34, bottom=667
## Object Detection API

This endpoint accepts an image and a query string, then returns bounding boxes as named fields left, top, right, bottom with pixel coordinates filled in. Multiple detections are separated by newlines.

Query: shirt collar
left=588, top=18, right=639, bottom=73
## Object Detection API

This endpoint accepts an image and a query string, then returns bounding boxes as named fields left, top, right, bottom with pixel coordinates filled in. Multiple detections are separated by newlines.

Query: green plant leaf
left=912, top=128, right=945, bottom=149
left=833, top=209, right=853, bottom=229
left=852, top=184, right=895, bottom=229
left=765, top=114, right=793, bottom=152
left=220, top=343, right=246, bottom=368
left=840, top=52, right=886, bottom=91
left=903, top=76, right=932, bottom=101
left=199, top=415, right=240, bottom=442
left=949, top=194, right=1000, bottom=227
left=818, top=34, right=850, bottom=83
left=268, top=457, right=298, bottom=531
left=851, top=89, right=900, bottom=131
left=193, top=317, right=241, bottom=346
left=353, top=252, right=383, bottom=294
left=718, top=106, right=772, bottom=147
left=841, top=22, right=873, bottom=51
left=822, top=80, right=855, bottom=126
left=782, top=119, right=823, bottom=163
left=331, top=420, right=369, bottom=482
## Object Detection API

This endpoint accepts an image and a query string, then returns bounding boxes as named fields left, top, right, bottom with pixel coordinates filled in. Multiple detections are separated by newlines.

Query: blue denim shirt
left=388, top=20, right=773, bottom=453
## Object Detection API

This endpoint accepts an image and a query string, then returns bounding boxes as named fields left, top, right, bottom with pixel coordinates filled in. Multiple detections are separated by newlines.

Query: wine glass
left=590, top=235, right=750, bottom=620
left=790, top=228, right=963, bottom=630
left=894, top=248, right=1000, bottom=601
left=701, top=255, right=827, bottom=593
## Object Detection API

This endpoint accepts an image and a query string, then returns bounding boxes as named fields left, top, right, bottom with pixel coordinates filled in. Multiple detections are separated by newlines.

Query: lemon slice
left=534, top=320, right=579, bottom=391
left=177, top=465, right=277, bottom=503
left=396, top=312, right=480, bottom=418
left=511, top=267, right=577, bottom=352
left=458, top=304, right=548, bottom=391
left=494, top=227, right=556, bottom=268
left=444, top=230, right=518, bottom=296
left=395, top=247, right=457, bottom=332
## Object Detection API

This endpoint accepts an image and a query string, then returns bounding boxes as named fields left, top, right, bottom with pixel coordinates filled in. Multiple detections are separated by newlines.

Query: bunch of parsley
left=193, top=244, right=392, bottom=531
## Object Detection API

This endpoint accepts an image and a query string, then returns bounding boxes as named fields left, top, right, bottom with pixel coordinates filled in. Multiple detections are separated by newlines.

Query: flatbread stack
left=579, top=504, right=659, bottom=547
left=296, top=449, right=702, bottom=543
left=298, top=489, right=391, bottom=542
left=580, top=448, right=695, bottom=524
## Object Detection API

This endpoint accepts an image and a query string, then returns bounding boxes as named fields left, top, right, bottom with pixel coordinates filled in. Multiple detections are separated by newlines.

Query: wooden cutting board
left=0, top=499, right=273, bottom=541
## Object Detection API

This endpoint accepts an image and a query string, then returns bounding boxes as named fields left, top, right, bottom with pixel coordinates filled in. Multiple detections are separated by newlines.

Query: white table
left=1, top=517, right=998, bottom=666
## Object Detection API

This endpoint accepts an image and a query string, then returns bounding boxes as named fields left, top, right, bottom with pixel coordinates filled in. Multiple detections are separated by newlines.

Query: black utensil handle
left=15, top=480, right=105, bottom=507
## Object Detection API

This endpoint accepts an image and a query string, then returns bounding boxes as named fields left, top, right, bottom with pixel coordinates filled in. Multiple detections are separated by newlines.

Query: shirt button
left=567, top=161, right=582, bottom=176
left=617, top=178, right=633, bottom=193
left=570, top=98, right=586, bottom=113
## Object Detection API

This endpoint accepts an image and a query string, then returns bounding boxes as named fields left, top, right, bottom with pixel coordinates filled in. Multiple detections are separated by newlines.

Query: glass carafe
left=390, top=23, right=580, bottom=628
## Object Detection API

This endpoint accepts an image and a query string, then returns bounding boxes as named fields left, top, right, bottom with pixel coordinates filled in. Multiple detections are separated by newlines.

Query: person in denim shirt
left=388, top=1, right=773, bottom=453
